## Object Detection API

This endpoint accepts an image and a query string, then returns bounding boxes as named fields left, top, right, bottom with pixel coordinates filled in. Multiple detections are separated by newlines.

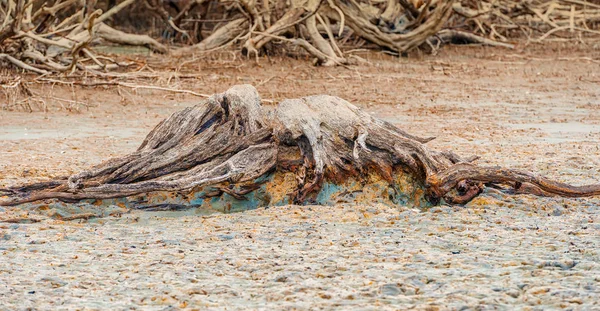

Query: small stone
left=217, top=234, right=235, bottom=241
left=39, top=277, right=67, bottom=288
left=551, top=204, right=565, bottom=216
left=506, top=289, right=520, bottom=298
left=429, top=207, right=443, bottom=213
left=380, top=283, right=401, bottom=296
left=539, top=260, right=577, bottom=270
left=274, top=275, right=288, bottom=282
left=319, top=293, right=332, bottom=299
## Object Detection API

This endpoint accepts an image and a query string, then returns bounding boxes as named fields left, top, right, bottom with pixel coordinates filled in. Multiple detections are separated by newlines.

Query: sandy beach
left=1, top=46, right=599, bottom=309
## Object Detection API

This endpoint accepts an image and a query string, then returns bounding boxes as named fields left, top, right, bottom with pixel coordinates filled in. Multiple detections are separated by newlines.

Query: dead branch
left=96, top=24, right=168, bottom=53
left=0, top=53, right=49, bottom=74
left=35, top=78, right=210, bottom=97
left=174, top=18, right=249, bottom=55
left=432, top=29, right=515, bottom=49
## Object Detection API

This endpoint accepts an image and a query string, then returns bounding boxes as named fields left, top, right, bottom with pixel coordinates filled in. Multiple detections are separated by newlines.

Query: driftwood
left=1, top=85, right=599, bottom=210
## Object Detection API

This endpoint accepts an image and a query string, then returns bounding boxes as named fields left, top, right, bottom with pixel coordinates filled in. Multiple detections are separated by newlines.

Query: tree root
left=1, top=85, right=598, bottom=208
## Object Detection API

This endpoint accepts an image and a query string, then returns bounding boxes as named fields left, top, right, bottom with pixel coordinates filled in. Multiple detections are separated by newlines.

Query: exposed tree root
left=1, top=85, right=598, bottom=208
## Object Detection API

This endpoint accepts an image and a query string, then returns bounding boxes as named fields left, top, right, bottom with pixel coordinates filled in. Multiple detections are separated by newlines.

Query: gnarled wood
left=1, top=85, right=599, bottom=209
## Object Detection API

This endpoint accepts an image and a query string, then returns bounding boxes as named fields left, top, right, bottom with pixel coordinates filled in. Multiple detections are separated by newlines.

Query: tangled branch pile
left=1, top=0, right=598, bottom=74
left=0, top=0, right=167, bottom=74
left=454, top=0, right=600, bottom=43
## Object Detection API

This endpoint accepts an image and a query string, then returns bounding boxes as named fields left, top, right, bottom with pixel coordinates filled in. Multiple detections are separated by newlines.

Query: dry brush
left=2, top=0, right=597, bottom=75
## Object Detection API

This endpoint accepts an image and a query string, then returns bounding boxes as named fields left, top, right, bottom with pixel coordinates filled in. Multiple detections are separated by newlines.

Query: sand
left=1, top=44, right=599, bottom=310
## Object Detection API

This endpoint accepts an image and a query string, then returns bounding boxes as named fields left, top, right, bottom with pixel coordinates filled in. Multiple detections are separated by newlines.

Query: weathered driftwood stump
left=1, top=85, right=599, bottom=212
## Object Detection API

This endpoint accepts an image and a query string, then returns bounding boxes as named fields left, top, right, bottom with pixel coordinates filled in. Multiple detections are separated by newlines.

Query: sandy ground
left=1, top=44, right=600, bottom=309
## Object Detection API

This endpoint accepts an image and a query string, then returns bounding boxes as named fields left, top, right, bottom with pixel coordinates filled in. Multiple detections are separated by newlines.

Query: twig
left=46, top=95, right=95, bottom=108
left=504, top=54, right=600, bottom=64
left=58, top=213, right=99, bottom=221
left=118, top=82, right=211, bottom=97
left=36, top=78, right=211, bottom=97
left=1, top=217, right=42, bottom=223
